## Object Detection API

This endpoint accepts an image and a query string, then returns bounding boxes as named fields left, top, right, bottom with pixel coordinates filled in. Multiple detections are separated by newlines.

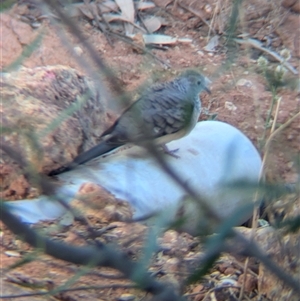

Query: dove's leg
left=161, top=144, right=180, bottom=159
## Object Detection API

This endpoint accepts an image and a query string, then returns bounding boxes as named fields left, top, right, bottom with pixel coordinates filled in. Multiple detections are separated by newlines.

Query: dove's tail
left=48, top=140, right=122, bottom=176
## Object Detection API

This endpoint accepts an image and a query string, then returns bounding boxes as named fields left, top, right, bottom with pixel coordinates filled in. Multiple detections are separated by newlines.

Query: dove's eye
left=197, top=80, right=202, bottom=85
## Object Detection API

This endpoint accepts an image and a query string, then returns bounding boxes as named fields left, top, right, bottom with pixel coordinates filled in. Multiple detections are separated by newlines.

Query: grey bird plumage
left=49, top=70, right=210, bottom=176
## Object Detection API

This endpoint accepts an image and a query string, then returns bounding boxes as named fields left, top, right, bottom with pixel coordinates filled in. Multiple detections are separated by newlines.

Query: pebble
left=5, top=250, right=21, bottom=257
left=218, top=278, right=238, bottom=287
left=74, top=46, right=83, bottom=56
left=59, top=211, right=74, bottom=226
left=118, top=294, right=135, bottom=301
left=211, top=271, right=220, bottom=277
left=224, top=267, right=236, bottom=275
left=225, top=101, right=237, bottom=111
left=236, top=78, right=252, bottom=87
left=204, top=4, right=212, bottom=13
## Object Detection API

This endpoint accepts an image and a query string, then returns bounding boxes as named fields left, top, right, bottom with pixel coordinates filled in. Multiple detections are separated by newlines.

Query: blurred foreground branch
left=0, top=203, right=182, bottom=301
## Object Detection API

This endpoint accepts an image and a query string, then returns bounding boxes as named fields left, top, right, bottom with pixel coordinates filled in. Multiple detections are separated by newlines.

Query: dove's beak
left=204, top=86, right=211, bottom=94
left=204, top=77, right=212, bottom=94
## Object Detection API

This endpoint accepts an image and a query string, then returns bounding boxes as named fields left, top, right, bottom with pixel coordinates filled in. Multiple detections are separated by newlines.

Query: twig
left=263, top=110, right=300, bottom=174
left=136, top=13, right=149, bottom=34
left=208, top=0, right=221, bottom=41
left=261, top=92, right=278, bottom=147
left=177, top=1, right=216, bottom=35
left=107, top=30, right=171, bottom=68
left=237, top=233, right=300, bottom=294
left=0, top=284, right=137, bottom=299
left=239, top=97, right=282, bottom=300
left=254, top=98, right=282, bottom=228
left=96, top=2, right=115, bottom=37
left=232, top=258, right=258, bottom=277
left=46, top=260, right=125, bottom=279
left=83, top=0, right=113, bottom=46
left=44, top=0, right=127, bottom=101
left=46, top=0, right=170, bottom=72
left=239, top=106, right=300, bottom=301
left=270, top=96, right=282, bottom=134
left=234, top=38, right=298, bottom=75
left=238, top=257, right=249, bottom=300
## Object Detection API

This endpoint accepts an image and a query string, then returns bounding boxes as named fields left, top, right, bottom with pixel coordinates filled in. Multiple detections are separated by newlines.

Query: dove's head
left=180, top=70, right=211, bottom=95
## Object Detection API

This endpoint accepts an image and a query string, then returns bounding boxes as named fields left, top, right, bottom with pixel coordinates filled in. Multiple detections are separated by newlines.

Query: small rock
left=224, top=267, right=236, bottom=275
left=236, top=78, right=252, bottom=87
left=204, top=4, right=212, bottom=13
left=74, top=46, right=83, bottom=56
left=217, top=262, right=230, bottom=273
left=225, top=101, right=237, bottom=111
left=211, top=271, right=220, bottom=277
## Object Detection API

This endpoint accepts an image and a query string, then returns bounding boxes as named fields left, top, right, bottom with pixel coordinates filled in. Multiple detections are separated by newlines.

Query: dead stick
left=178, top=1, right=216, bottom=35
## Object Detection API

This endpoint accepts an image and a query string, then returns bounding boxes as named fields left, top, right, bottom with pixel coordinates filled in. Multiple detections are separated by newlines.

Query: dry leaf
left=103, top=13, right=130, bottom=23
left=225, top=101, right=237, bottom=111
left=152, top=0, right=173, bottom=8
left=177, top=37, right=193, bottom=43
left=65, top=3, right=84, bottom=18
left=136, top=2, right=156, bottom=10
left=115, top=0, right=135, bottom=34
left=97, top=0, right=119, bottom=13
left=204, top=35, right=219, bottom=52
left=142, top=34, right=177, bottom=45
left=156, top=16, right=169, bottom=26
left=143, top=16, right=161, bottom=33
left=78, top=5, right=94, bottom=19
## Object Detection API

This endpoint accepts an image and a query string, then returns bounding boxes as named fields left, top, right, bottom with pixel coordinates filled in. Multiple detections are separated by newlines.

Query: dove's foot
left=161, top=144, right=180, bottom=159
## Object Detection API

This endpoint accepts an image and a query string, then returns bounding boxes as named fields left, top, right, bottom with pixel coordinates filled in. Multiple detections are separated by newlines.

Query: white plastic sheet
left=6, top=121, right=262, bottom=231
